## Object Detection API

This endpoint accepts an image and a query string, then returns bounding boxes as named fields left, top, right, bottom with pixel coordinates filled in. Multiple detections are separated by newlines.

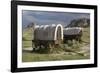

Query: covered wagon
left=63, top=27, right=83, bottom=42
left=32, top=24, right=63, bottom=50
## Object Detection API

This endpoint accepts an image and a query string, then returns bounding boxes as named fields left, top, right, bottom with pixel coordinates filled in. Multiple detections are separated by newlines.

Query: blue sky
left=22, top=10, right=90, bottom=28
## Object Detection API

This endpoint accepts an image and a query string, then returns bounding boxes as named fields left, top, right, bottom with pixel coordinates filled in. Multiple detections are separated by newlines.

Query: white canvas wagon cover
left=34, top=24, right=63, bottom=41
left=63, top=27, right=82, bottom=35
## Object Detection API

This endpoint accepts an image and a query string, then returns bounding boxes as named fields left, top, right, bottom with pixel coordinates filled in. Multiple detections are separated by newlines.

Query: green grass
left=22, top=40, right=32, bottom=48
left=22, top=52, right=89, bottom=62
left=22, top=27, right=90, bottom=62
left=23, top=28, right=33, bottom=41
left=81, top=27, right=90, bottom=43
left=22, top=28, right=33, bottom=48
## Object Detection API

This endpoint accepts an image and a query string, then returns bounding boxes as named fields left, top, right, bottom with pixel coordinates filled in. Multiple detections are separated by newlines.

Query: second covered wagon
left=63, top=27, right=83, bottom=42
